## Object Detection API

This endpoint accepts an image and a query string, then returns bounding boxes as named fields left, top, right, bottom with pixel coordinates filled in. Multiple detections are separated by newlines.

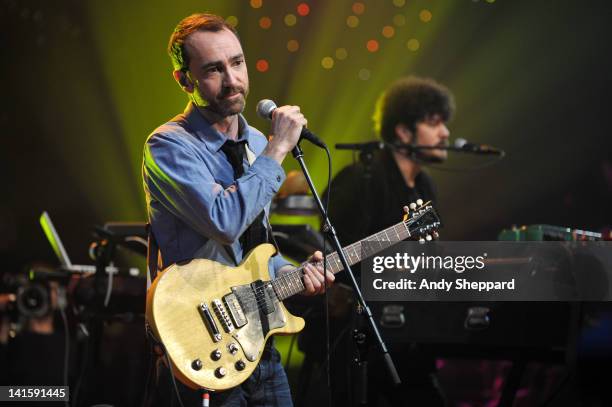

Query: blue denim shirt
left=143, top=102, right=291, bottom=277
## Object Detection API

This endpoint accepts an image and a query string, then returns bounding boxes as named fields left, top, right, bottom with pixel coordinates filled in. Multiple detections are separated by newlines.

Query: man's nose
left=223, top=68, right=239, bottom=88
left=440, top=124, right=450, bottom=139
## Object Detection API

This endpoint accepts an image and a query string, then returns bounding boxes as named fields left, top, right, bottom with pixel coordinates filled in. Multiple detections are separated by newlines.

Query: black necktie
left=220, top=140, right=267, bottom=254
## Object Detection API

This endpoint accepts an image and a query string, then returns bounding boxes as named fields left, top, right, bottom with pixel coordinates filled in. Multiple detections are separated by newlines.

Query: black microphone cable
left=321, top=142, right=333, bottom=407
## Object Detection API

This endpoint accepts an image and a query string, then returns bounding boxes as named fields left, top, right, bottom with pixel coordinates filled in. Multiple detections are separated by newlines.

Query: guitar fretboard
left=271, top=219, right=412, bottom=301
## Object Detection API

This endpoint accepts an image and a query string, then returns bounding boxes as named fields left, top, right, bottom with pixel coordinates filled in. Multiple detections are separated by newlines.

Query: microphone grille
left=256, top=99, right=277, bottom=120
left=454, top=138, right=468, bottom=148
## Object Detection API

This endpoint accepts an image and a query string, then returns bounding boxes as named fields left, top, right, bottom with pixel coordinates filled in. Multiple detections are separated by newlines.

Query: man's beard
left=205, top=86, right=247, bottom=118
left=416, top=152, right=446, bottom=164
left=396, top=141, right=448, bottom=163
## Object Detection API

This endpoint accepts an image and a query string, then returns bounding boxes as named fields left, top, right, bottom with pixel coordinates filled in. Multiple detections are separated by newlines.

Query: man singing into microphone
left=321, top=76, right=454, bottom=406
left=142, top=13, right=333, bottom=406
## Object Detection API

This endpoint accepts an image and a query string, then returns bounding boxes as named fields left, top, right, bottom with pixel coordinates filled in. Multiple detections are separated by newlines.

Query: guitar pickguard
left=230, top=281, right=286, bottom=361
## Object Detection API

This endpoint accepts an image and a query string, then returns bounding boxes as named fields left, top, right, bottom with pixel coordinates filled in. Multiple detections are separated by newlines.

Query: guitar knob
left=215, top=367, right=227, bottom=378
left=235, top=360, right=246, bottom=371
left=191, top=359, right=202, bottom=371
left=418, top=237, right=425, bottom=244
left=426, top=235, right=432, bottom=241
left=416, top=199, right=423, bottom=206
left=211, top=349, right=222, bottom=361
left=228, top=342, right=239, bottom=355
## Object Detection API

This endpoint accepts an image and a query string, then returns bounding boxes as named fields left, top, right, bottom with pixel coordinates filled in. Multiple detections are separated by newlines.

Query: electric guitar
left=145, top=201, right=440, bottom=391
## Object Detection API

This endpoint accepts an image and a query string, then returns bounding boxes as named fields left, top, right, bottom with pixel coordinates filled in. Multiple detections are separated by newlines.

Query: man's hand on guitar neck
left=278, top=251, right=335, bottom=296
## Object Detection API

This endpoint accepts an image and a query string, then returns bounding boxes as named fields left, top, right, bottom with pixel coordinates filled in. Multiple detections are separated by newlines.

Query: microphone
left=256, top=99, right=327, bottom=148
left=454, top=138, right=505, bottom=156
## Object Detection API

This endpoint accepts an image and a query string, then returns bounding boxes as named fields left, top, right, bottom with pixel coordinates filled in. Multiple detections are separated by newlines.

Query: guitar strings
left=232, top=239, right=398, bottom=309
left=221, top=217, right=421, bottom=309
left=231, top=220, right=416, bottom=307
left=235, top=256, right=341, bottom=308
left=227, top=264, right=310, bottom=309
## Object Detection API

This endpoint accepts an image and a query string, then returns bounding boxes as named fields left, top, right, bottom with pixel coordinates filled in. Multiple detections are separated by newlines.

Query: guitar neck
left=271, top=219, right=412, bottom=301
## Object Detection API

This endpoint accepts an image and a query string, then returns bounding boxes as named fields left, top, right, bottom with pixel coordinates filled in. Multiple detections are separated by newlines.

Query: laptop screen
left=39, top=211, right=72, bottom=268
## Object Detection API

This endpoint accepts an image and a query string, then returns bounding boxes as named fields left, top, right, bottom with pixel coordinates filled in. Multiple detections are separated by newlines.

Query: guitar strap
left=146, top=223, right=161, bottom=289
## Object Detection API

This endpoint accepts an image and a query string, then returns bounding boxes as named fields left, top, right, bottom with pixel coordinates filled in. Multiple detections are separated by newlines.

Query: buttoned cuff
left=271, top=254, right=294, bottom=279
left=251, top=154, right=286, bottom=192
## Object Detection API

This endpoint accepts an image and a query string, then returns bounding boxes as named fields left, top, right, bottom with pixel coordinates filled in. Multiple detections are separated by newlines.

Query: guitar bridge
left=198, top=302, right=222, bottom=342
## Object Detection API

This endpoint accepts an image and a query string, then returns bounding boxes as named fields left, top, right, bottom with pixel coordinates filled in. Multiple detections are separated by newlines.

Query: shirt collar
left=183, top=102, right=251, bottom=153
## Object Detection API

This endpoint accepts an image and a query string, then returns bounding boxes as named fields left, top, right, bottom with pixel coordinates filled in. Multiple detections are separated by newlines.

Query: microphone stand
left=335, top=141, right=505, bottom=157
left=412, top=144, right=506, bottom=156
left=291, top=143, right=402, bottom=389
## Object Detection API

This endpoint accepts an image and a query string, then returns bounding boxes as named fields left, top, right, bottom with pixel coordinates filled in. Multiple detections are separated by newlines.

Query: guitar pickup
left=198, top=302, right=222, bottom=342
left=212, top=299, right=235, bottom=333
left=224, top=293, right=247, bottom=328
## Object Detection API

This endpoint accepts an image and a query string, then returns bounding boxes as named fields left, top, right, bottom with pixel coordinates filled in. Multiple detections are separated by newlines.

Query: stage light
left=393, top=0, right=406, bottom=7
left=297, top=3, right=310, bottom=17
left=287, top=40, right=299, bottom=52
left=321, top=56, right=334, bottom=69
left=406, top=38, right=420, bottom=51
left=335, top=48, right=348, bottom=60
left=382, top=25, right=395, bottom=38
left=256, top=59, right=269, bottom=72
left=284, top=14, right=297, bottom=26
left=366, top=39, right=379, bottom=52
left=358, top=68, right=371, bottom=80
left=419, top=9, right=432, bottom=23
left=352, top=2, right=365, bottom=15
left=346, top=15, right=359, bottom=28
left=225, top=16, right=238, bottom=28
left=250, top=0, right=263, bottom=9
left=259, top=16, right=272, bottom=29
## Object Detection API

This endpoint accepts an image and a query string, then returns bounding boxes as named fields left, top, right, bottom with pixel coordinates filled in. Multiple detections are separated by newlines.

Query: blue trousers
left=150, top=345, right=293, bottom=407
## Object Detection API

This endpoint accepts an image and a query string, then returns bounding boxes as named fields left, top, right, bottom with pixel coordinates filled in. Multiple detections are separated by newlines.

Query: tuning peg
left=409, top=202, right=417, bottom=210
left=416, top=199, right=423, bottom=206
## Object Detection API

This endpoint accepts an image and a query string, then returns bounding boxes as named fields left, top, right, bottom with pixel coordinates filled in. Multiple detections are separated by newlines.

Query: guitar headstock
left=403, top=199, right=442, bottom=243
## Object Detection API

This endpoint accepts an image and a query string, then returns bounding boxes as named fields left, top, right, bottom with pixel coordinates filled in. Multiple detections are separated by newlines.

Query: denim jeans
left=150, top=345, right=293, bottom=407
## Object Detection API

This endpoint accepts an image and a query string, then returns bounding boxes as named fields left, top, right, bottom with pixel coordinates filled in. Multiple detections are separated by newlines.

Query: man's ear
left=395, top=123, right=413, bottom=144
left=173, top=70, right=194, bottom=93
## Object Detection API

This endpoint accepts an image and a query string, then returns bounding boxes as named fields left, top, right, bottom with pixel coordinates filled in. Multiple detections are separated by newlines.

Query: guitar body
left=146, top=244, right=304, bottom=391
